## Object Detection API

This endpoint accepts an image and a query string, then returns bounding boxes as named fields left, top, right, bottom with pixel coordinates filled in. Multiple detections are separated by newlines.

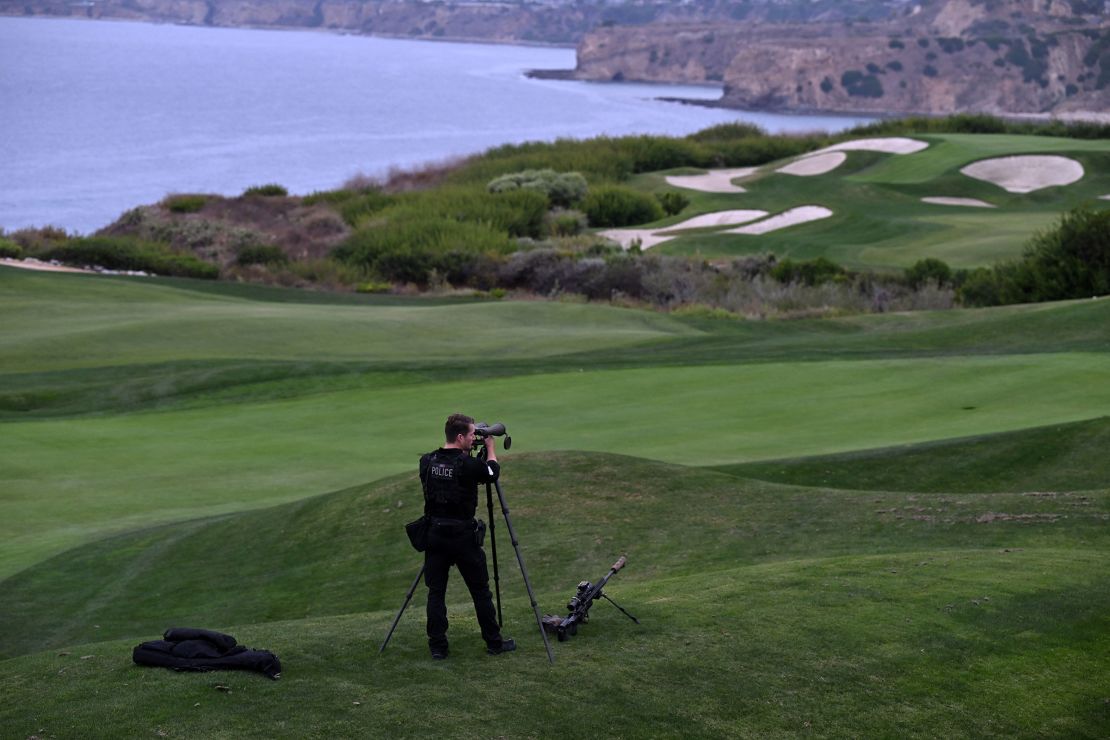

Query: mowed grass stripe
left=0, top=270, right=699, bottom=373
left=2, top=352, right=1108, bottom=578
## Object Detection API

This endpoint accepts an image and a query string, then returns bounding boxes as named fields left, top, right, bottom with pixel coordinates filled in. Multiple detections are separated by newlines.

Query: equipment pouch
left=474, top=518, right=487, bottom=548
left=405, top=516, right=429, bottom=552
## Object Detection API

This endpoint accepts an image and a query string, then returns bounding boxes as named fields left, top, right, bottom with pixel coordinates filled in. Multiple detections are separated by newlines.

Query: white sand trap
left=664, top=167, right=757, bottom=193
left=921, top=197, right=996, bottom=208
left=777, top=152, right=848, bottom=176
left=659, top=209, right=769, bottom=231
left=726, top=205, right=834, bottom=235
left=1100, top=194, right=1110, bottom=200
left=961, top=155, right=1084, bottom=193
left=599, top=229, right=675, bottom=250
left=817, top=137, right=930, bottom=155
left=0, top=258, right=93, bottom=274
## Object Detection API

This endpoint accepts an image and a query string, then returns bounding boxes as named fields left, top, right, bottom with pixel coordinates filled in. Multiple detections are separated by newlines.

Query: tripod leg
left=493, top=479, right=556, bottom=664
left=379, top=564, right=426, bottom=655
left=485, top=482, right=503, bottom=627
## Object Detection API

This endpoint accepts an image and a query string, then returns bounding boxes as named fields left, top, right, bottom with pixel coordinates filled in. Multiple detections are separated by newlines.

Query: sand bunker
left=726, top=206, right=834, bottom=235
left=598, top=229, right=675, bottom=250
left=921, top=197, right=996, bottom=208
left=777, top=152, right=848, bottom=177
left=0, top=258, right=94, bottom=274
left=1100, top=194, right=1110, bottom=200
left=600, top=209, right=769, bottom=250
left=818, top=137, right=930, bottom=155
left=961, top=155, right=1084, bottom=193
left=664, top=168, right=757, bottom=193
left=659, top=210, right=769, bottom=231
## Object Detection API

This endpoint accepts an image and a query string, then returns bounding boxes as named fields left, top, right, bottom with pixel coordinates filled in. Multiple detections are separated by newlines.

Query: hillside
left=570, top=0, right=1110, bottom=117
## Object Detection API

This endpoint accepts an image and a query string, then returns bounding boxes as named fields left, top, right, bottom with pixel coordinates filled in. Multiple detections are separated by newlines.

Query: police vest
left=422, top=451, right=470, bottom=516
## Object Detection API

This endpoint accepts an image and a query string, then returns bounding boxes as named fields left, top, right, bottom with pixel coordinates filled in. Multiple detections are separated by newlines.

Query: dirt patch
left=726, top=205, right=833, bottom=235
left=664, top=168, right=757, bottom=193
left=777, top=152, right=847, bottom=176
left=960, top=155, right=1085, bottom=194
left=976, top=512, right=1063, bottom=524
left=921, top=197, right=996, bottom=208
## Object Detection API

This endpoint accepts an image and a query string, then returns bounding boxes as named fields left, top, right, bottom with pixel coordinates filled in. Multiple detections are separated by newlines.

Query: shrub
left=820, top=76, right=834, bottom=93
left=41, top=237, right=218, bottom=279
left=841, top=70, right=884, bottom=98
left=886, top=60, right=904, bottom=72
left=656, top=191, right=690, bottom=216
left=333, top=216, right=514, bottom=287
left=0, top=238, right=23, bottom=259
left=923, top=65, right=939, bottom=78
left=545, top=209, right=587, bottom=237
left=164, top=194, right=209, bottom=214
left=235, top=244, right=289, bottom=266
left=904, top=258, right=953, bottom=289
left=582, top=186, right=664, bottom=227
left=889, top=38, right=905, bottom=49
left=242, top=184, right=288, bottom=197
left=958, top=207, right=1110, bottom=306
left=770, top=257, right=847, bottom=286
left=487, top=169, right=588, bottom=208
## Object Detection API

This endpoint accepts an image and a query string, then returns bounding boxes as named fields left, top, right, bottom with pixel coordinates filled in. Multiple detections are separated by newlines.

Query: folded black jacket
left=133, top=627, right=281, bottom=680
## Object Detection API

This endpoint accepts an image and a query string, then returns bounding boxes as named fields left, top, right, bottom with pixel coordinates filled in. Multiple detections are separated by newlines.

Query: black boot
left=486, top=637, right=516, bottom=656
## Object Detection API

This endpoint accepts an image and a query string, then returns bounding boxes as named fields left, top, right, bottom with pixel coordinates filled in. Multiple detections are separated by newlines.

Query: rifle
left=542, top=556, right=639, bottom=642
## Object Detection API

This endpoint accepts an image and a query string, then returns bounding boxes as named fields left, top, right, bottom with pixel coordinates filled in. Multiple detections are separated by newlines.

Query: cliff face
left=573, top=1, right=1110, bottom=116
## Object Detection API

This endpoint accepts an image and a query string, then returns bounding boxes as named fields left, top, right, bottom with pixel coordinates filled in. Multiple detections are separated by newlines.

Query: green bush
left=333, top=216, right=514, bottom=287
left=840, top=70, right=884, bottom=97
left=0, top=238, right=23, bottom=259
left=958, top=207, right=1110, bottom=306
left=41, top=237, right=218, bottom=279
left=904, top=258, right=953, bottom=289
left=242, top=184, right=288, bottom=197
left=770, top=257, right=847, bottom=286
left=392, top=187, right=548, bottom=239
left=235, top=244, right=289, bottom=267
left=656, top=191, right=690, bottom=217
left=487, top=169, right=588, bottom=208
left=545, top=209, right=587, bottom=237
left=164, top=194, right=210, bottom=214
left=582, top=186, right=665, bottom=228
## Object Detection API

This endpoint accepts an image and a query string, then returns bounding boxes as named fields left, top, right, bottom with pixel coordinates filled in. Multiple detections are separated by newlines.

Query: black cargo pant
left=424, top=519, right=502, bottom=653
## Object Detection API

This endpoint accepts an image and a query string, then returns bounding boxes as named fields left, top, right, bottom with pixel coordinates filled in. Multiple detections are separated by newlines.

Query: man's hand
left=484, top=433, right=498, bottom=463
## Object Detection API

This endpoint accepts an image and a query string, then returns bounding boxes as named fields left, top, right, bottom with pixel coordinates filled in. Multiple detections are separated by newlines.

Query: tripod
left=379, top=438, right=555, bottom=664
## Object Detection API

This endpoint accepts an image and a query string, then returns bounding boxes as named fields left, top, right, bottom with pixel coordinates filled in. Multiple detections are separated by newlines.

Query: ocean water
left=0, top=17, right=871, bottom=234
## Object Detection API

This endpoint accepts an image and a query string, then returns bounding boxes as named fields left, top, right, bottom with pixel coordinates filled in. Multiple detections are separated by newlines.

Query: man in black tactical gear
left=419, top=413, right=516, bottom=660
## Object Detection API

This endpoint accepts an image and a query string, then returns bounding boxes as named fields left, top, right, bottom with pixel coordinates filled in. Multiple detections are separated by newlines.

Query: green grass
left=715, top=415, right=1110, bottom=493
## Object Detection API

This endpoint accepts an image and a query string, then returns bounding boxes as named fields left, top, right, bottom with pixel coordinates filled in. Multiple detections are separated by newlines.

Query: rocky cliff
left=572, top=0, right=1110, bottom=116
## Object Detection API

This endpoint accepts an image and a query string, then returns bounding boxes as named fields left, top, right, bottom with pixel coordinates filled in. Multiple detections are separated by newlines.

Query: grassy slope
left=638, top=134, right=1110, bottom=268
left=716, top=415, right=1110, bottom=493
left=1, top=270, right=1109, bottom=578
left=0, top=451, right=1107, bottom=737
